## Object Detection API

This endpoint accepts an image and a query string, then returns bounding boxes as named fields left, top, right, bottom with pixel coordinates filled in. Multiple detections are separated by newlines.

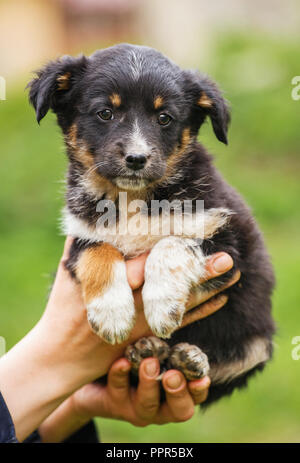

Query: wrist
left=0, top=320, right=76, bottom=441
left=38, top=394, right=91, bottom=443
left=68, top=390, right=93, bottom=422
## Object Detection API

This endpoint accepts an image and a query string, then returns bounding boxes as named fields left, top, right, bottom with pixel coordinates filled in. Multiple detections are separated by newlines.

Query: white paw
left=142, top=237, right=206, bottom=339
left=87, top=262, right=135, bottom=344
left=143, top=283, right=186, bottom=338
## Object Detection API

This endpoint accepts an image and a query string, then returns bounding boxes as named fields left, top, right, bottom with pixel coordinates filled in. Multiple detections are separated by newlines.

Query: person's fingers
left=186, top=270, right=241, bottom=311
left=134, top=358, right=161, bottom=421
left=45, top=237, right=83, bottom=311
left=181, top=294, right=228, bottom=329
left=128, top=252, right=232, bottom=292
left=126, top=253, right=149, bottom=290
left=161, top=370, right=194, bottom=422
left=71, top=381, right=108, bottom=419
left=200, top=252, right=234, bottom=284
left=54, top=236, right=76, bottom=288
left=188, top=376, right=211, bottom=404
left=61, top=236, right=74, bottom=262
left=107, top=358, right=132, bottom=403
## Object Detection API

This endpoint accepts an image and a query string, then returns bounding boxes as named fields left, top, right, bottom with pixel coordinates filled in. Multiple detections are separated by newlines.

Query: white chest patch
left=62, top=206, right=231, bottom=258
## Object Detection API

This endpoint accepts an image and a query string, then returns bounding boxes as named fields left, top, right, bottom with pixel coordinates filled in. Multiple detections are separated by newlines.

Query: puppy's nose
left=125, top=154, right=147, bottom=171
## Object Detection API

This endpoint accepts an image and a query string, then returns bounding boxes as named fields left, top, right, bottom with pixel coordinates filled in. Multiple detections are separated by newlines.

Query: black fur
left=28, top=43, right=275, bottom=406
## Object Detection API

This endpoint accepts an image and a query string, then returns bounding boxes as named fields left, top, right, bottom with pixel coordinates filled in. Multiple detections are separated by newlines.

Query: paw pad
left=169, top=343, right=210, bottom=380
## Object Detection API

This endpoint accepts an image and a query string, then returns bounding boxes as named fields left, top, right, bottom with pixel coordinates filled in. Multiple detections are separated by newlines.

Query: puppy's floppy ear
left=27, top=54, right=88, bottom=123
left=184, top=71, right=230, bottom=144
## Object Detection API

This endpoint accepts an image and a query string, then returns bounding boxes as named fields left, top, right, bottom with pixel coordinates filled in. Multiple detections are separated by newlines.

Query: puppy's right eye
left=158, top=113, right=172, bottom=126
left=97, top=109, right=114, bottom=121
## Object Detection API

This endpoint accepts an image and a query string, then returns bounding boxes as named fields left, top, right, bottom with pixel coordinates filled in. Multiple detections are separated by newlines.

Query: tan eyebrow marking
left=109, top=93, right=121, bottom=107
left=154, top=95, right=164, bottom=110
left=197, top=92, right=213, bottom=108
left=57, top=72, right=71, bottom=90
left=165, top=127, right=191, bottom=170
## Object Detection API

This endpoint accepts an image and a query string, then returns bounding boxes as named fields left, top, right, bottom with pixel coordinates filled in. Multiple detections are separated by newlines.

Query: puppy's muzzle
left=125, top=154, right=147, bottom=171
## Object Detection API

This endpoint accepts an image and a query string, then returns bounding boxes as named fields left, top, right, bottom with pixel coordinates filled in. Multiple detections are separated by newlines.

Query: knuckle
left=112, top=380, right=127, bottom=391
left=169, top=389, right=186, bottom=400
left=140, top=401, right=159, bottom=416
left=59, top=257, right=69, bottom=269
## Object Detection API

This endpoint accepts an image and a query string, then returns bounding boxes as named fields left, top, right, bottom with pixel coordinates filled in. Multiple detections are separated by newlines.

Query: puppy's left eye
left=158, top=113, right=172, bottom=126
left=97, top=109, right=114, bottom=121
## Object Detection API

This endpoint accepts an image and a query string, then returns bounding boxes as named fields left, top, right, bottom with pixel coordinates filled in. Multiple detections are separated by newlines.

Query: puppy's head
left=28, top=44, right=230, bottom=192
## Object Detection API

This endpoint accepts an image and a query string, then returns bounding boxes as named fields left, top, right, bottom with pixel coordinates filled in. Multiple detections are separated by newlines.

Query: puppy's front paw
left=143, top=283, right=185, bottom=338
left=142, top=236, right=206, bottom=339
left=87, top=294, right=135, bottom=344
left=169, top=343, right=210, bottom=380
left=87, top=262, right=135, bottom=344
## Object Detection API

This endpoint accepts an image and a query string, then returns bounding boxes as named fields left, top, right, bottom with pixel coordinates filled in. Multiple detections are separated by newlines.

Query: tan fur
left=197, top=92, right=213, bottom=108
left=84, top=173, right=119, bottom=203
left=155, top=127, right=192, bottom=187
left=166, top=127, right=192, bottom=168
left=154, top=95, right=164, bottom=109
left=109, top=93, right=121, bottom=107
left=57, top=72, right=71, bottom=91
left=76, top=243, right=123, bottom=303
left=66, top=124, right=93, bottom=169
left=66, top=124, right=119, bottom=201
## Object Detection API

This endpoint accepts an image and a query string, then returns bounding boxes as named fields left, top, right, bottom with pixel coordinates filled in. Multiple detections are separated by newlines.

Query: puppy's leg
left=143, top=236, right=207, bottom=338
left=76, top=243, right=135, bottom=344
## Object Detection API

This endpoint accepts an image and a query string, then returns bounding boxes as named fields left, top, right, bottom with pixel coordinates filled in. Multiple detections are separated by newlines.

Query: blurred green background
left=1, top=0, right=300, bottom=443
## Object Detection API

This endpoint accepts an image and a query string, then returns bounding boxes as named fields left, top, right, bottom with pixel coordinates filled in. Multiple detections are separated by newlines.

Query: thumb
left=126, top=252, right=149, bottom=290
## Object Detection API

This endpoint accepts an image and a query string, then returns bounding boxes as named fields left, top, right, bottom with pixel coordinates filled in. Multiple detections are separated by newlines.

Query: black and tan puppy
left=28, top=44, right=275, bottom=406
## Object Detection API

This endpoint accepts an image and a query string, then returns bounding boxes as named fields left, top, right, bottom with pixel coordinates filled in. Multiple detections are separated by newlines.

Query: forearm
left=0, top=318, right=120, bottom=442
left=0, top=321, right=72, bottom=441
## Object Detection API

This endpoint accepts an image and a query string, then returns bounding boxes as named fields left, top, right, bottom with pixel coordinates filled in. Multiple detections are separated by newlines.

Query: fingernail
left=120, top=364, right=131, bottom=373
left=192, top=377, right=210, bottom=391
left=145, top=360, right=158, bottom=378
left=213, top=294, right=228, bottom=306
left=166, top=373, right=182, bottom=390
left=213, top=254, right=233, bottom=274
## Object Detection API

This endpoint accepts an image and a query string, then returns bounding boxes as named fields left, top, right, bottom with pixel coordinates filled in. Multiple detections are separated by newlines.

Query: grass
left=0, top=32, right=300, bottom=442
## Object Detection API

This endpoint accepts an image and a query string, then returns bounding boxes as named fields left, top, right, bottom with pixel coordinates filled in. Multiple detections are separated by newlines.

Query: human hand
left=127, top=250, right=240, bottom=336
left=40, top=237, right=239, bottom=393
left=38, top=240, right=239, bottom=442
left=77, top=251, right=239, bottom=425
left=71, top=357, right=210, bottom=427
left=0, top=236, right=238, bottom=442
left=39, top=356, right=211, bottom=442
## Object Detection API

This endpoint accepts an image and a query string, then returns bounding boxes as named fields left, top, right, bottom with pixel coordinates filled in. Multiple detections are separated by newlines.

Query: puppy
left=28, top=44, right=275, bottom=405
